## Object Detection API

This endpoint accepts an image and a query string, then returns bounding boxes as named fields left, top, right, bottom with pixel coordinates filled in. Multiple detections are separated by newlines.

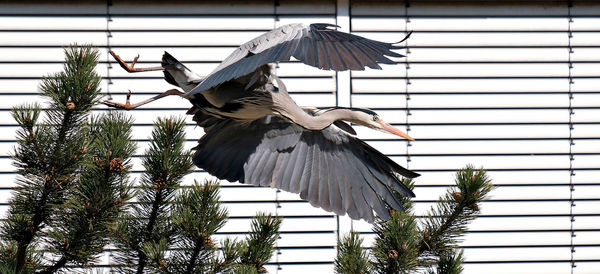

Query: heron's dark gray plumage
left=191, top=110, right=417, bottom=222
left=105, top=23, right=417, bottom=222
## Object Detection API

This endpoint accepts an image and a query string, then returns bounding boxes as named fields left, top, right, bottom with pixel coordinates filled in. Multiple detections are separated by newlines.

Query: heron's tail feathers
left=161, top=51, right=204, bottom=93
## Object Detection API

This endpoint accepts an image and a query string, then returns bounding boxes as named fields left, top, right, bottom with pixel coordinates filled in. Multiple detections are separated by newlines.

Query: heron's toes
left=103, top=100, right=132, bottom=110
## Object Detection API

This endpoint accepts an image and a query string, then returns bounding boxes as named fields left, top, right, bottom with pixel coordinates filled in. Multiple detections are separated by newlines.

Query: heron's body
left=191, top=109, right=416, bottom=222
left=107, top=23, right=417, bottom=222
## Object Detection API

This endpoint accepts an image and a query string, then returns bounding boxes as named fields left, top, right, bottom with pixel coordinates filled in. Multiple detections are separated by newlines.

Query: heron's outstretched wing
left=192, top=112, right=418, bottom=222
left=186, top=23, right=407, bottom=98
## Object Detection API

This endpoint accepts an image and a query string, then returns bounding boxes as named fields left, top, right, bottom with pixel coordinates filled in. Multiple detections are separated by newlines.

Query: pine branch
left=427, top=249, right=464, bottom=274
left=41, top=112, right=135, bottom=273
left=140, top=238, right=170, bottom=273
left=169, top=180, right=228, bottom=274
left=210, top=237, right=240, bottom=274
left=1, top=45, right=102, bottom=273
left=335, top=232, right=370, bottom=274
left=237, top=213, right=282, bottom=273
left=367, top=177, right=419, bottom=273
left=111, top=117, right=193, bottom=273
left=371, top=211, right=421, bottom=274
left=419, top=166, right=493, bottom=256
left=0, top=241, right=42, bottom=274
left=334, top=167, right=493, bottom=274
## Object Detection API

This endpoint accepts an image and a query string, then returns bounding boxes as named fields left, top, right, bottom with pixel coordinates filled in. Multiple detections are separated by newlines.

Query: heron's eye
left=372, top=116, right=380, bottom=122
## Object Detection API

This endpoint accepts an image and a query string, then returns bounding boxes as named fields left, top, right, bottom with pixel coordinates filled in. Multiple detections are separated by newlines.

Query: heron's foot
left=103, top=100, right=134, bottom=110
left=103, top=91, right=134, bottom=110
left=103, top=89, right=184, bottom=110
left=110, top=51, right=164, bottom=73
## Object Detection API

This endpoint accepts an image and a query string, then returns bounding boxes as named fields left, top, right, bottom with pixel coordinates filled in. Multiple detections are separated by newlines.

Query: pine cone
left=423, top=229, right=431, bottom=241
left=159, top=260, right=168, bottom=270
left=388, top=249, right=399, bottom=259
left=94, top=158, right=107, bottom=167
left=109, top=158, right=124, bottom=172
left=66, top=101, right=75, bottom=110
left=452, top=192, right=463, bottom=202
left=153, top=177, right=166, bottom=189
left=204, top=235, right=214, bottom=248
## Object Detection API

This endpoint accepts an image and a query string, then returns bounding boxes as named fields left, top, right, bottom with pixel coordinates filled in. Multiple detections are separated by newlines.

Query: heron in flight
left=106, top=23, right=418, bottom=222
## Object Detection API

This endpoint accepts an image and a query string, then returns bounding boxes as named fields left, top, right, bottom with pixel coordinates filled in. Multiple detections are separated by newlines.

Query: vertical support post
left=335, top=0, right=353, bottom=241
left=273, top=3, right=282, bottom=273
left=105, top=0, right=113, bottom=101
left=105, top=0, right=114, bottom=265
left=336, top=0, right=351, bottom=108
left=404, top=0, right=412, bottom=168
left=567, top=1, right=576, bottom=272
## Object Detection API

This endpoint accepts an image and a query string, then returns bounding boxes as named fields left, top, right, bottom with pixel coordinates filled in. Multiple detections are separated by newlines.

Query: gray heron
left=105, top=23, right=417, bottom=222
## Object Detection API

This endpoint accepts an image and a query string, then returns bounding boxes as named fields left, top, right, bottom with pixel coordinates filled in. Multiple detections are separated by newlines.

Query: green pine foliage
left=169, top=180, right=228, bottom=273
left=428, top=249, right=464, bottom=274
left=0, top=45, right=113, bottom=273
left=0, top=241, right=41, bottom=274
left=110, top=117, right=194, bottom=273
left=1, top=45, right=284, bottom=273
left=41, top=113, right=136, bottom=273
left=371, top=211, right=421, bottom=273
left=420, top=167, right=494, bottom=257
left=111, top=174, right=282, bottom=274
left=335, top=232, right=370, bottom=274
left=236, top=213, right=282, bottom=273
left=335, top=166, right=493, bottom=274
left=109, top=117, right=282, bottom=273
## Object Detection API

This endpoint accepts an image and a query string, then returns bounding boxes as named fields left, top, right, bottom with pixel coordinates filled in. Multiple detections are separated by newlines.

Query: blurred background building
left=0, top=0, right=598, bottom=273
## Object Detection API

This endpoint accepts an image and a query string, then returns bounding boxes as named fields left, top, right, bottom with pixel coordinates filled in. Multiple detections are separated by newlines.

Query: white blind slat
left=0, top=1, right=598, bottom=273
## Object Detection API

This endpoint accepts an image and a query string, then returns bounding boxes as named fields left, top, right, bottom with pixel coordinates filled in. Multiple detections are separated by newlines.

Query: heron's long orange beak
left=379, top=122, right=414, bottom=141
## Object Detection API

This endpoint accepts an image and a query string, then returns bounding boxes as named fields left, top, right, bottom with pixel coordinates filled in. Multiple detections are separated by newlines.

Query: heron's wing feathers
left=192, top=112, right=417, bottom=222
left=187, top=23, right=406, bottom=97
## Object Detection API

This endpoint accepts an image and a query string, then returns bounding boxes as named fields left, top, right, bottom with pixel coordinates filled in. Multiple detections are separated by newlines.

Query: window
left=0, top=1, right=598, bottom=273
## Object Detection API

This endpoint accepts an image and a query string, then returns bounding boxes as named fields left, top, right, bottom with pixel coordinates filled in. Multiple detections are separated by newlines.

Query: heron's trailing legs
left=105, top=51, right=183, bottom=110
left=104, top=89, right=184, bottom=110
left=109, top=50, right=164, bottom=73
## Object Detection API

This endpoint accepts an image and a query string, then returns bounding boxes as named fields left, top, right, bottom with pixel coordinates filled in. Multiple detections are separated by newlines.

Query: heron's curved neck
left=271, top=85, right=359, bottom=130
left=282, top=107, right=357, bottom=130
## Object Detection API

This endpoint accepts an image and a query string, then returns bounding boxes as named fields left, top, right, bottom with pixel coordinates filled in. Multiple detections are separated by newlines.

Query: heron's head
left=341, top=108, right=414, bottom=141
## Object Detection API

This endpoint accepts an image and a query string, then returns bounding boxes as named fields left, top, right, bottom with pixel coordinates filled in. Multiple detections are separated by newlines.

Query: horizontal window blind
left=350, top=1, right=600, bottom=274
left=0, top=0, right=598, bottom=273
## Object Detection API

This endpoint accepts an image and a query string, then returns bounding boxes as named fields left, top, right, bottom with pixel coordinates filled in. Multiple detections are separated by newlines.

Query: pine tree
left=334, top=232, right=370, bottom=274
left=169, top=180, right=229, bottom=273
left=110, top=117, right=194, bottom=273
left=169, top=180, right=283, bottom=274
left=335, top=166, right=493, bottom=274
left=40, top=112, right=135, bottom=273
left=370, top=178, right=420, bottom=274
left=1, top=45, right=283, bottom=273
left=109, top=117, right=283, bottom=274
left=235, top=213, right=282, bottom=273
left=0, top=46, right=136, bottom=273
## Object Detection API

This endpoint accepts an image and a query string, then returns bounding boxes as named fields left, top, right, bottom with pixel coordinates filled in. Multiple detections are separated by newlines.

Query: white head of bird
left=326, top=107, right=414, bottom=141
